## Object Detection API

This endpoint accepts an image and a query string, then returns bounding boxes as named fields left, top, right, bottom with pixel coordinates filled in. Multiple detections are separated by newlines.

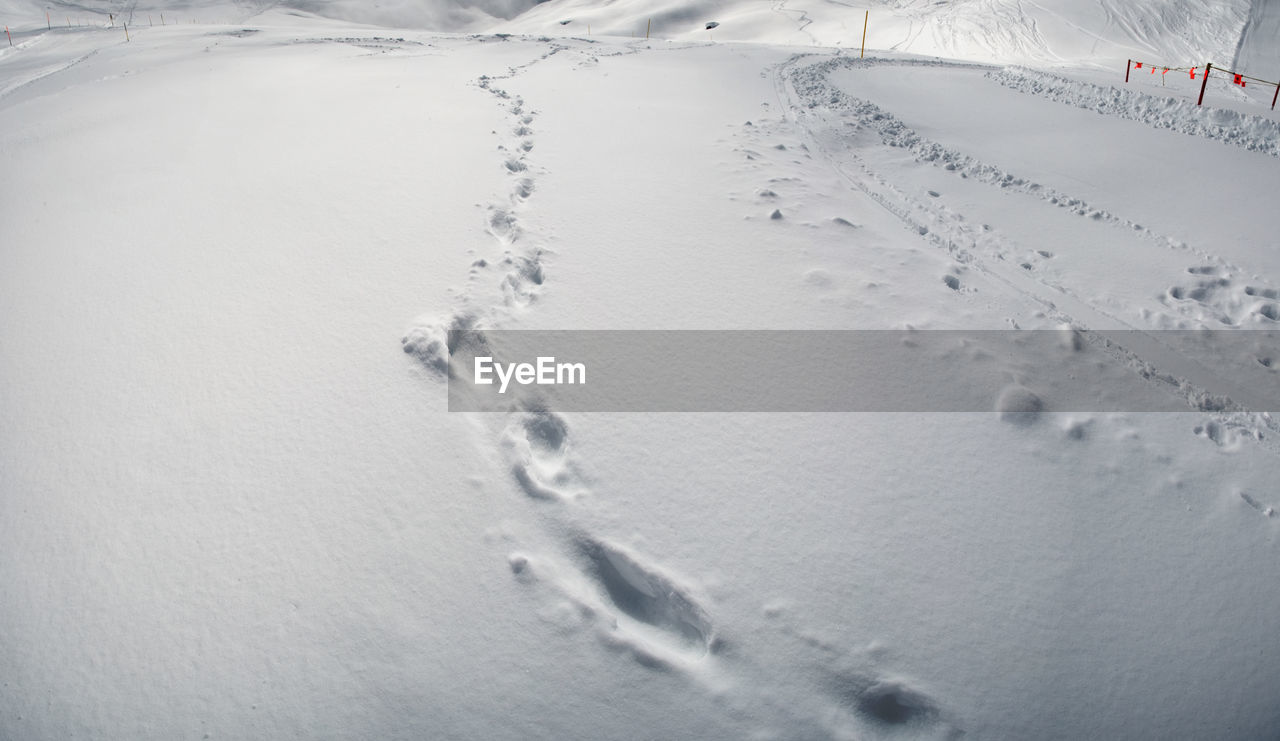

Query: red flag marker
left=1234, top=73, right=1246, bottom=87
left=1190, top=68, right=1196, bottom=80
left=4, top=26, right=10, bottom=46
left=1135, top=61, right=1142, bottom=69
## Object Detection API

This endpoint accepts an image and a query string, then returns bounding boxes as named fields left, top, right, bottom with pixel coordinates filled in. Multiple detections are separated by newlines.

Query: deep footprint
left=829, top=672, right=943, bottom=729
left=575, top=536, right=714, bottom=651
left=507, top=411, right=574, bottom=500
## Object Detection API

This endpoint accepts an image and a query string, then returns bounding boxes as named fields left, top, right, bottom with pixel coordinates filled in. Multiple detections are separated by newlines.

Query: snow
left=2, top=1, right=1280, bottom=740
left=498, top=0, right=1256, bottom=68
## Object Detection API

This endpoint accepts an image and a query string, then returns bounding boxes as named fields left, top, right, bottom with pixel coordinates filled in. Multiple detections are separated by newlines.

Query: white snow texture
left=2, top=1, right=1279, bottom=740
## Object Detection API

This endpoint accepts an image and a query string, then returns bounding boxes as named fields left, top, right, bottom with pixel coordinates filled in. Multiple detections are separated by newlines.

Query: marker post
left=861, top=11, right=868, bottom=58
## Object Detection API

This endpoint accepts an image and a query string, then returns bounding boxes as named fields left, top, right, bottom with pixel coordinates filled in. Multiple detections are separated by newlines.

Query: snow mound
left=988, top=66, right=1280, bottom=157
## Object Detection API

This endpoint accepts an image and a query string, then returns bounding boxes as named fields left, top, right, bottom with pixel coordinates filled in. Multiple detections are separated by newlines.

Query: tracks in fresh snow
left=401, top=38, right=974, bottom=737
left=775, top=52, right=1280, bottom=453
left=402, top=37, right=725, bottom=675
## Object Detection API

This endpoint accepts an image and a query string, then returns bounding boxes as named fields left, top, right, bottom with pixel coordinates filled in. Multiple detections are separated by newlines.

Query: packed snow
left=2, top=1, right=1279, bottom=740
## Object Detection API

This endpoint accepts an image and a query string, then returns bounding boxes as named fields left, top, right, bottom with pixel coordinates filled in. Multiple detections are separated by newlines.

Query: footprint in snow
left=574, top=535, right=716, bottom=653
left=503, top=410, right=579, bottom=501
left=1239, top=491, right=1276, bottom=518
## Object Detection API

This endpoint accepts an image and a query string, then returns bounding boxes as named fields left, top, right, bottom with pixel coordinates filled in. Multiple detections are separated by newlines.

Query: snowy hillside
left=496, top=0, right=1257, bottom=68
left=2, top=0, right=1270, bottom=68
left=0, top=0, right=547, bottom=32
left=2, top=2, right=1279, bottom=740
left=1234, top=0, right=1280, bottom=75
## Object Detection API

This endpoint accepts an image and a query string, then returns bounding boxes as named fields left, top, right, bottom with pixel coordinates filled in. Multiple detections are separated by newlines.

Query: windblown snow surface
left=2, top=1, right=1279, bottom=740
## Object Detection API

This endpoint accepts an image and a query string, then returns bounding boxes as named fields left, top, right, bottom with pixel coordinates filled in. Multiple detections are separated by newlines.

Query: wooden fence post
left=861, top=11, right=868, bottom=58
left=1197, top=63, right=1211, bottom=105
left=1125, top=59, right=1131, bottom=82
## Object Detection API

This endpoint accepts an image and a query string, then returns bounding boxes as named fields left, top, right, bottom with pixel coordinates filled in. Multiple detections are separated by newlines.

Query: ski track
left=774, top=52, right=1280, bottom=464
left=0, top=41, right=99, bottom=101
left=772, top=0, right=818, bottom=47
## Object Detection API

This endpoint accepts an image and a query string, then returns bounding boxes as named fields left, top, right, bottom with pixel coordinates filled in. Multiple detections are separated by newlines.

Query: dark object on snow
left=705, top=21, right=720, bottom=30
left=559, top=19, right=571, bottom=25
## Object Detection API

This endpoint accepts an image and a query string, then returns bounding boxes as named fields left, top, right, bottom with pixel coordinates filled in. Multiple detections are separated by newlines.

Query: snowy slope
left=1233, top=0, right=1280, bottom=75
left=496, top=0, right=1253, bottom=68
left=2, top=5, right=1280, bottom=741
left=0, top=0, right=547, bottom=32
left=0, top=0, right=1261, bottom=67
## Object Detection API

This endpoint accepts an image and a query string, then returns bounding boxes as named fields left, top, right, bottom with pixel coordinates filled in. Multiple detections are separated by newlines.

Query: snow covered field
left=2, top=1, right=1279, bottom=739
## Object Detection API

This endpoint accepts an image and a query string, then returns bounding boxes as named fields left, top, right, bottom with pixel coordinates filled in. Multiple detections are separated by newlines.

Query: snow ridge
left=988, top=66, right=1280, bottom=158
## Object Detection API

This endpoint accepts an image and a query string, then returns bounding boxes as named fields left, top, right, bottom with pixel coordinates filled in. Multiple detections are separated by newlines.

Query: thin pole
left=1272, top=81, right=1279, bottom=110
left=1197, top=63, right=1211, bottom=106
left=1125, top=58, right=1131, bottom=83
left=5, top=26, right=11, bottom=46
left=646, top=18, right=650, bottom=39
left=860, top=10, right=868, bottom=58
left=124, top=23, right=129, bottom=41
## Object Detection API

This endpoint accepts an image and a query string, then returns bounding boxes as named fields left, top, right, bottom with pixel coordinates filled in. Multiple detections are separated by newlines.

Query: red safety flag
left=1190, top=68, right=1196, bottom=80
left=1162, top=67, right=1169, bottom=75
left=1135, top=62, right=1143, bottom=68
left=1234, top=73, right=1246, bottom=87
